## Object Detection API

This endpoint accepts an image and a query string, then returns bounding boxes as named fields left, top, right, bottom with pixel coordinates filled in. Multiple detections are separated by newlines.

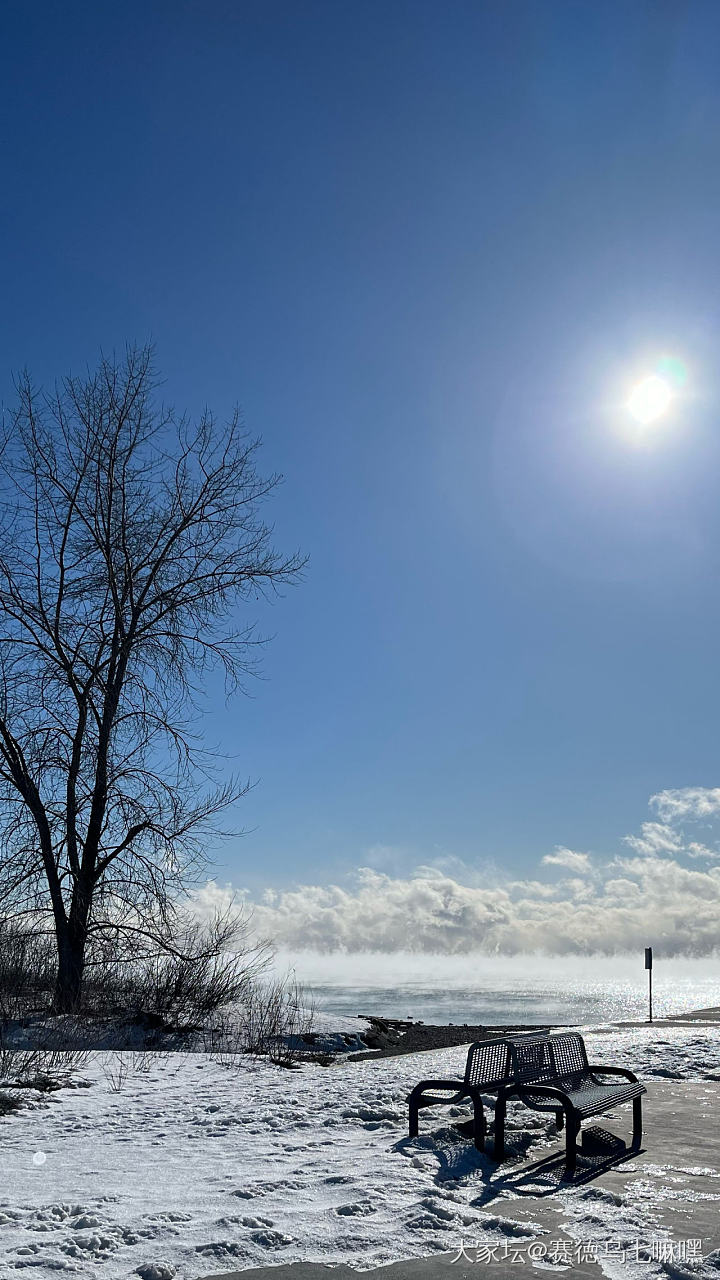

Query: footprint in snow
left=340, top=1106, right=401, bottom=1123
left=480, top=1214, right=545, bottom=1237
left=579, top=1187, right=624, bottom=1206
left=251, top=1229, right=294, bottom=1248
left=196, top=1230, right=292, bottom=1255
left=145, top=1212, right=193, bottom=1223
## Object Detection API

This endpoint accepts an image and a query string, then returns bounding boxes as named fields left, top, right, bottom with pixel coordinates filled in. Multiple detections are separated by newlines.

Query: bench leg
left=563, top=1110, right=579, bottom=1177
left=472, top=1093, right=485, bottom=1152
left=493, top=1094, right=506, bottom=1161
left=408, top=1091, right=486, bottom=1151
left=632, top=1095, right=642, bottom=1149
left=408, top=1087, right=423, bottom=1139
left=556, top=1109, right=564, bottom=1131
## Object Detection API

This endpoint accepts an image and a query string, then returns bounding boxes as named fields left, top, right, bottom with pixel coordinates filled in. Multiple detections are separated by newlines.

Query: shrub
left=0, top=920, right=55, bottom=1023
left=198, top=973, right=317, bottom=1067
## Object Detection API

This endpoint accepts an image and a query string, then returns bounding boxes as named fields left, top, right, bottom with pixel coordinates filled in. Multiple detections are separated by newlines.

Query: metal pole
left=649, top=965, right=652, bottom=1023
left=645, top=947, right=653, bottom=1023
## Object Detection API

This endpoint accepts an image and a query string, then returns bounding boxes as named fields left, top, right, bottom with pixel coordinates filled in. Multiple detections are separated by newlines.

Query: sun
left=626, top=374, right=674, bottom=425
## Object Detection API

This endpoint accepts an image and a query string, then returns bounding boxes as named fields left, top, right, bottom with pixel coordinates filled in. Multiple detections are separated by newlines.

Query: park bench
left=408, top=1030, right=645, bottom=1176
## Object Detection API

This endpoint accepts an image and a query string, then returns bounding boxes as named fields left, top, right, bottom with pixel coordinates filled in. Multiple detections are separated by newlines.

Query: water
left=274, top=952, right=720, bottom=1025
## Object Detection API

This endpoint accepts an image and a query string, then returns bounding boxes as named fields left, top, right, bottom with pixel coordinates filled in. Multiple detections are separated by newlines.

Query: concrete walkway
left=202, top=1253, right=607, bottom=1278
left=201, top=1081, right=720, bottom=1279
left=668, top=1006, right=720, bottom=1022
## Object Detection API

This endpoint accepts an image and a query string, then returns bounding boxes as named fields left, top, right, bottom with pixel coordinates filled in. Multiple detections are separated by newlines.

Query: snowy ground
left=2, top=1024, right=720, bottom=1279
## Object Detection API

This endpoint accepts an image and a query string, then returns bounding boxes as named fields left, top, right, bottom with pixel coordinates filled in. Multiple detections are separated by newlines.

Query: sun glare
left=626, top=374, right=673, bottom=425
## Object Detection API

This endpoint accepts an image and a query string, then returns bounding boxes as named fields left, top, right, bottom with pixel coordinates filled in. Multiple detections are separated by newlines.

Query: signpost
left=645, top=947, right=653, bottom=1023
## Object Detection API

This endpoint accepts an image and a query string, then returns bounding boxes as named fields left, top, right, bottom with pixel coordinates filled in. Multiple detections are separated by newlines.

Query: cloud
left=191, top=786, right=720, bottom=957
left=650, top=787, right=720, bottom=823
left=542, top=847, right=592, bottom=873
left=187, top=879, right=242, bottom=918
left=687, top=842, right=719, bottom=860
left=239, top=849, right=720, bottom=957
left=244, top=867, right=514, bottom=955
left=623, top=822, right=684, bottom=857
left=506, top=879, right=558, bottom=900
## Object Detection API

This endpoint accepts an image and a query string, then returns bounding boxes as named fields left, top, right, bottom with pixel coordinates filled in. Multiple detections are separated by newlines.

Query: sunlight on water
left=274, top=952, right=720, bottom=1024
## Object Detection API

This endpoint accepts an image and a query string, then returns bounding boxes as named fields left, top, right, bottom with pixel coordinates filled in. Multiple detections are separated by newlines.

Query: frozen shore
left=2, top=1020, right=720, bottom=1277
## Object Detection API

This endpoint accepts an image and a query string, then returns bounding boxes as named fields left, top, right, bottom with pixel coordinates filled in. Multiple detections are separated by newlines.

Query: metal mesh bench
left=408, top=1037, right=511, bottom=1151
left=408, top=1030, right=645, bottom=1176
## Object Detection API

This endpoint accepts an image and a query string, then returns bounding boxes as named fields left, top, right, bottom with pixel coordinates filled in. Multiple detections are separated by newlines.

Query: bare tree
left=0, top=345, right=303, bottom=1012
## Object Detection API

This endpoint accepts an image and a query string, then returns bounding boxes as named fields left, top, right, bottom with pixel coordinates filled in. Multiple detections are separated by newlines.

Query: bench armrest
left=507, top=1082, right=573, bottom=1105
left=588, top=1064, right=640, bottom=1084
left=408, top=1079, right=469, bottom=1100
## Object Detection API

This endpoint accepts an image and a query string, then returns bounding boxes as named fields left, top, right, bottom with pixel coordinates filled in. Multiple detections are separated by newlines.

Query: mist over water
left=274, top=952, right=720, bottom=1025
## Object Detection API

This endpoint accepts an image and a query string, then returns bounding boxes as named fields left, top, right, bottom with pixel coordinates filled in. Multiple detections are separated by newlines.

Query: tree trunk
left=52, top=914, right=88, bottom=1013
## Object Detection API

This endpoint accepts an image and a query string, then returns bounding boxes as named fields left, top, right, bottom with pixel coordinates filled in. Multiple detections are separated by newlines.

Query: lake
left=274, top=951, right=720, bottom=1025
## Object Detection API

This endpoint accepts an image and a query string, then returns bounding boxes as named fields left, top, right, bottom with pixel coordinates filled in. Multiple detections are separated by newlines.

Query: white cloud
left=506, top=879, right=558, bottom=900
left=238, top=848, right=720, bottom=956
left=187, top=879, right=241, bottom=918
left=192, top=786, right=720, bottom=958
left=542, top=847, right=592, bottom=873
left=602, top=877, right=642, bottom=902
left=244, top=867, right=513, bottom=955
left=623, top=821, right=684, bottom=857
left=687, top=842, right=719, bottom=860
left=650, top=787, right=720, bottom=823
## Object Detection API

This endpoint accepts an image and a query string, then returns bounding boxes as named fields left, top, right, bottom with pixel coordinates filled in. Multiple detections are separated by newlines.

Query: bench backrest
left=507, top=1031, right=589, bottom=1085
left=506, top=1032, right=555, bottom=1084
left=463, top=1037, right=512, bottom=1090
left=548, top=1030, right=589, bottom=1079
left=463, top=1031, right=589, bottom=1091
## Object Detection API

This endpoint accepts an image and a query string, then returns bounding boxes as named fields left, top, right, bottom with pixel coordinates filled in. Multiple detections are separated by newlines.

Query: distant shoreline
left=667, top=1004, right=720, bottom=1021
left=348, top=1008, right=720, bottom=1059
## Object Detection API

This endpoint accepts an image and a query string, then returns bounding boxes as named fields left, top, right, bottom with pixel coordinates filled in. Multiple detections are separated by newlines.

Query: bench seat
left=521, top=1076, right=643, bottom=1117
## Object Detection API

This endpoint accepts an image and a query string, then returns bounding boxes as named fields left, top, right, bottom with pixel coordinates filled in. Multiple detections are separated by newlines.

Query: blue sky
left=3, top=1, right=720, bottom=915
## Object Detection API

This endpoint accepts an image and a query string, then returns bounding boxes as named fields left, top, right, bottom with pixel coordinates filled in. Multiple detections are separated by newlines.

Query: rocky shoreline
left=348, top=1016, right=560, bottom=1060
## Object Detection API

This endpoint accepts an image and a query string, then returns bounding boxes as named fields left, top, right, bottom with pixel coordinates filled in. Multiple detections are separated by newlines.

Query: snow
left=308, top=1012, right=372, bottom=1037
left=1, top=1023, right=720, bottom=1277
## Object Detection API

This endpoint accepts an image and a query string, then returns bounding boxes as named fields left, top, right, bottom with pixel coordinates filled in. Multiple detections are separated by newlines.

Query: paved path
left=668, top=1005, right=720, bottom=1022
left=201, top=1252, right=606, bottom=1278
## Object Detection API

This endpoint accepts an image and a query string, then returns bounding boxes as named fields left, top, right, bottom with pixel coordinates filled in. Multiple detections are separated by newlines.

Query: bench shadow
left=396, top=1121, right=644, bottom=1204
left=474, top=1141, right=646, bottom=1201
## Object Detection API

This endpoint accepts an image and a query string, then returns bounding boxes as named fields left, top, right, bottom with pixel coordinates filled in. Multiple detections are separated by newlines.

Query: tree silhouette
left=0, top=345, right=303, bottom=1011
